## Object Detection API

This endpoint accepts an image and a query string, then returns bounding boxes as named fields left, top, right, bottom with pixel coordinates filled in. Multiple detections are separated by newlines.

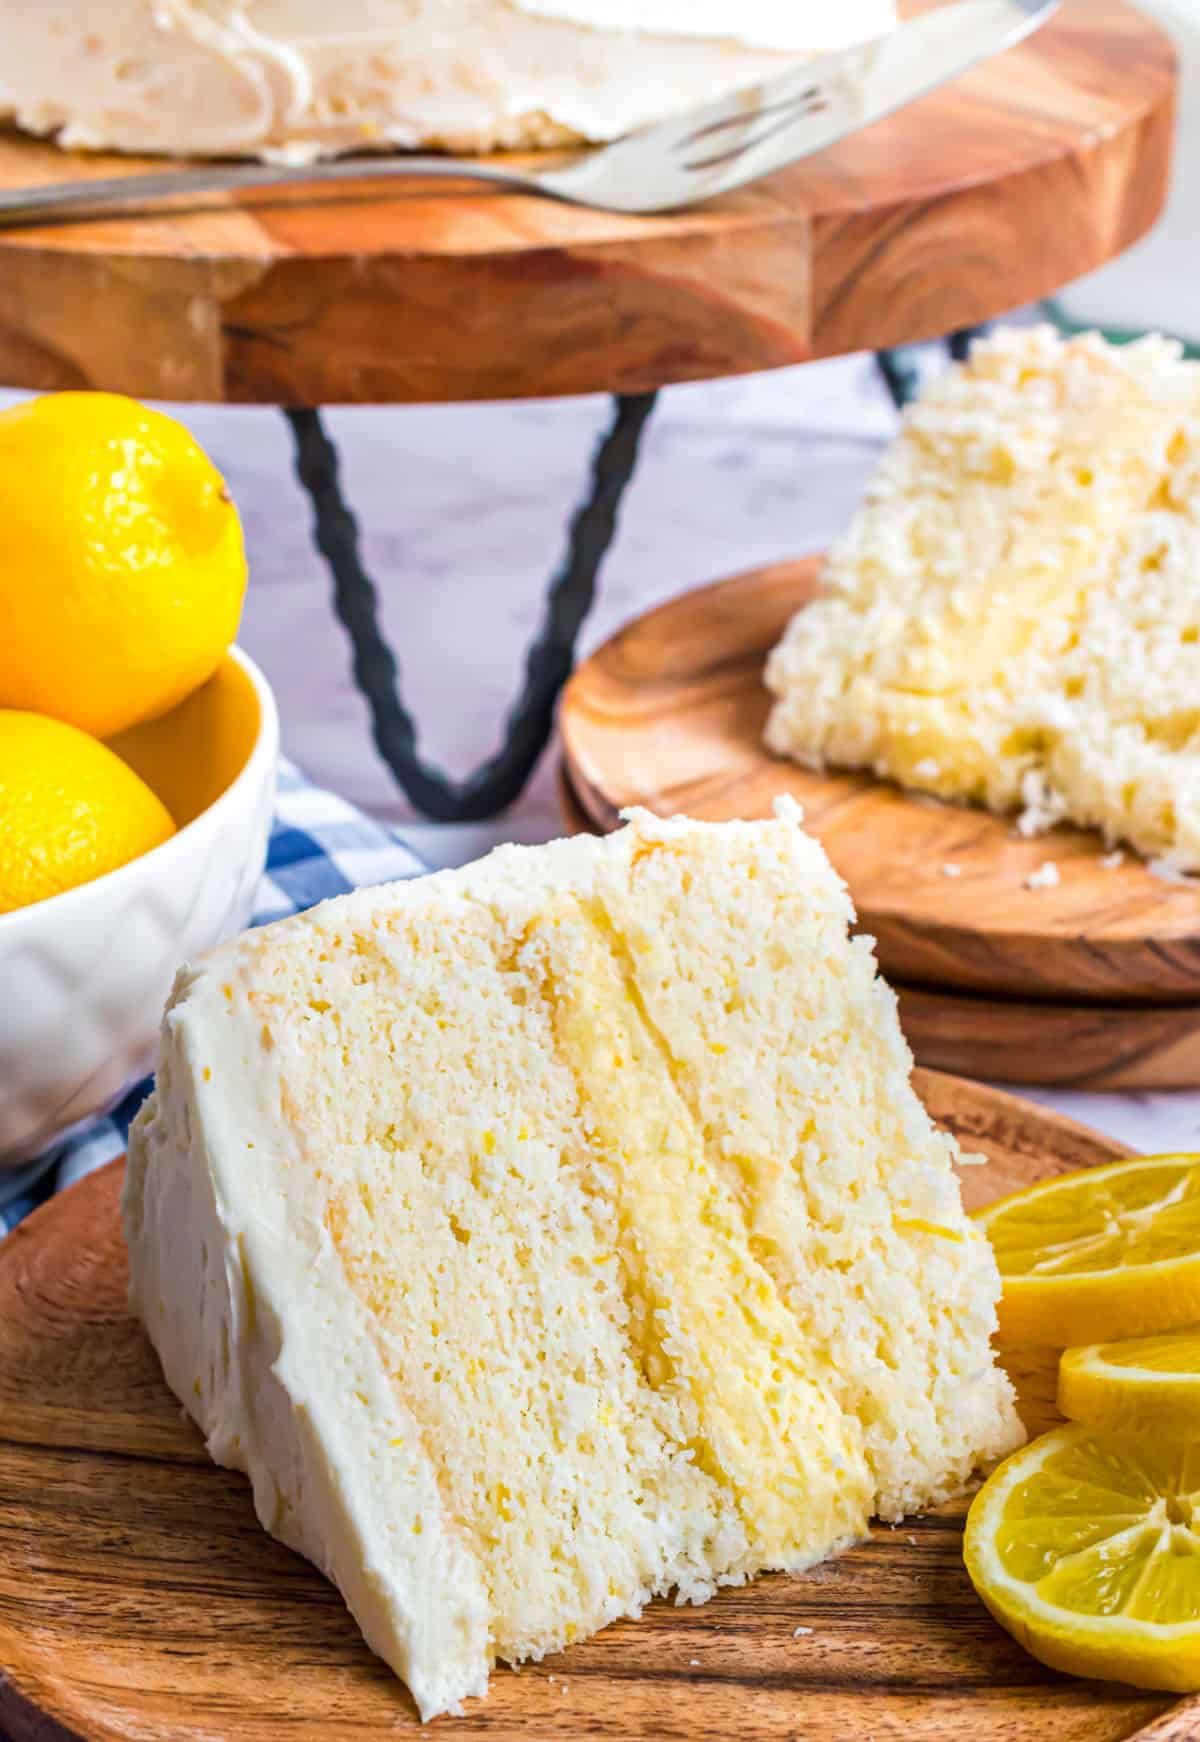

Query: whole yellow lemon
left=0, top=711, right=176, bottom=914
left=0, top=393, right=247, bottom=739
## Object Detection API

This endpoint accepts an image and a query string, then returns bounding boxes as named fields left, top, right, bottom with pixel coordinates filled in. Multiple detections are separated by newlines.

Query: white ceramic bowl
left=0, top=647, right=278, bottom=1165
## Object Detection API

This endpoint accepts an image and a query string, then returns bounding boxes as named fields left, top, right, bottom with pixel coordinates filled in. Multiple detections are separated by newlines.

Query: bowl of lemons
left=0, top=391, right=278, bottom=1165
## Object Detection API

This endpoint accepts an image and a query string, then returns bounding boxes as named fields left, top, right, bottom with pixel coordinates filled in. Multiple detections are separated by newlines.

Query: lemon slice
left=965, top=1423, right=1200, bottom=1691
left=974, top=1155, right=1200, bottom=1347
left=1060, top=1331, right=1200, bottom=1434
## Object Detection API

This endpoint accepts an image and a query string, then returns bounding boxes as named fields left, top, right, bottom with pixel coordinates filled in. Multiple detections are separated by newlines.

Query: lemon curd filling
left=537, top=900, right=872, bottom=1565
left=125, top=804, right=1019, bottom=1719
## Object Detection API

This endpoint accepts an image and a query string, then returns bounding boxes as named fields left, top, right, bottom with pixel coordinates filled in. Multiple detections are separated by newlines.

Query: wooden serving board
left=559, top=559, right=1200, bottom=1013
left=1, top=1087, right=1196, bottom=1742
left=893, top=987, right=1200, bottom=1094
left=555, top=764, right=1200, bottom=1092
left=0, top=0, right=1173, bottom=405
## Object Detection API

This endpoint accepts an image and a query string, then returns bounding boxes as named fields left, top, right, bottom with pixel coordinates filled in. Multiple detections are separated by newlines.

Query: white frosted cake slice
left=124, top=803, right=1019, bottom=1719
left=0, top=1, right=897, bottom=162
left=765, top=326, right=1200, bottom=870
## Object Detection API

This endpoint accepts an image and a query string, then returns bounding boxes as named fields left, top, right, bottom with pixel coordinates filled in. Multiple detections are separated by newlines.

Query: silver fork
left=0, top=0, right=1057, bottom=226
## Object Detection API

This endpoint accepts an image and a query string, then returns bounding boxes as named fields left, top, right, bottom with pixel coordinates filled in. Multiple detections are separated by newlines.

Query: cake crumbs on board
left=1024, top=862, right=1060, bottom=891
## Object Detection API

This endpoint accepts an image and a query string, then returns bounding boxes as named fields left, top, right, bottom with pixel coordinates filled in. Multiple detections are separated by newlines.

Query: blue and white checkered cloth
left=0, top=758, right=425, bottom=1236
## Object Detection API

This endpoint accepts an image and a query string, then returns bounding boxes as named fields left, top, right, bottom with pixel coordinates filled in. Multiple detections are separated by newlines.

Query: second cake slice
left=764, top=325, right=1200, bottom=868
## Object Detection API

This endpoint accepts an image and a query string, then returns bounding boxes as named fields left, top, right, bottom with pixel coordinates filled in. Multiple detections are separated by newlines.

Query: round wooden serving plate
left=560, top=559, right=1200, bottom=1018
left=1, top=1094, right=1197, bottom=1742
left=555, top=763, right=1200, bottom=1092
left=0, top=0, right=1173, bottom=405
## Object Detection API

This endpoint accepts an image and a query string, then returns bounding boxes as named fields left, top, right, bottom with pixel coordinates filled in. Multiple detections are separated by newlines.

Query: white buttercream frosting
left=0, top=0, right=898, bottom=159
left=513, top=0, right=895, bottom=53
left=123, top=950, right=498, bottom=1720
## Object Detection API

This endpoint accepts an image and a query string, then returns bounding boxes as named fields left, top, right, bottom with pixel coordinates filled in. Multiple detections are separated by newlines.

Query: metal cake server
left=0, top=0, right=1058, bottom=225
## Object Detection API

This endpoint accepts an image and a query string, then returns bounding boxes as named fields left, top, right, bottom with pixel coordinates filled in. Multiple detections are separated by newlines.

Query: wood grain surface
left=559, top=559, right=1200, bottom=1013
left=0, top=0, right=1173, bottom=404
left=1, top=1085, right=1189, bottom=1742
left=894, top=986, right=1200, bottom=1093
left=554, top=764, right=1200, bottom=1092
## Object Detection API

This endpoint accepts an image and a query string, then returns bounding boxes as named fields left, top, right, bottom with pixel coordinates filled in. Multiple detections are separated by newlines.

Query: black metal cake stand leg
left=285, top=391, right=658, bottom=823
left=875, top=324, right=988, bottom=411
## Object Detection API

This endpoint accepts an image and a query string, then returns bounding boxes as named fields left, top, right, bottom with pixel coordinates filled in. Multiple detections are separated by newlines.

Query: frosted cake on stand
left=0, top=0, right=897, bottom=161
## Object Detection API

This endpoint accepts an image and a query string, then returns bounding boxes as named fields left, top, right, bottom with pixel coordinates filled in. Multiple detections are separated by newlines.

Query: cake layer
left=124, top=804, right=1019, bottom=1718
left=765, top=326, right=1200, bottom=869
left=0, top=1, right=896, bottom=161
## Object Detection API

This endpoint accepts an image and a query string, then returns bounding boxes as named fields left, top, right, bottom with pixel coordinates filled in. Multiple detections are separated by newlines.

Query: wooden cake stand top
left=0, top=0, right=1174, bottom=405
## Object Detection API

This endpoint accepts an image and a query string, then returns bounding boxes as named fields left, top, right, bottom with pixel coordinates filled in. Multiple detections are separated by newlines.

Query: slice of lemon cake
left=123, top=803, right=1019, bottom=1719
left=764, top=325, right=1200, bottom=869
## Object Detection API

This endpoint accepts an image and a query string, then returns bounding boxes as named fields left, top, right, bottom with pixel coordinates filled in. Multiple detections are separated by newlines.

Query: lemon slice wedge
left=965, top=1423, right=1200, bottom=1691
left=1060, top=1331, right=1200, bottom=1434
left=974, top=1155, right=1200, bottom=1347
